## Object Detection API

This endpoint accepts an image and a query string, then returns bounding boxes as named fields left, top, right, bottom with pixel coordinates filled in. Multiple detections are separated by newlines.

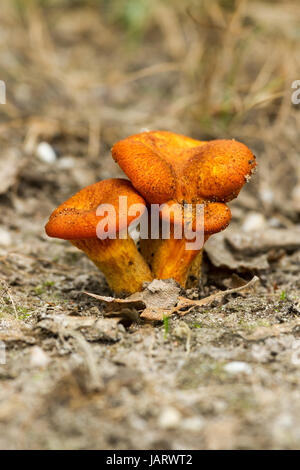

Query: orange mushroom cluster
left=112, top=131, right=256, bottom=287
left=45, top=130, right=256, bottom=293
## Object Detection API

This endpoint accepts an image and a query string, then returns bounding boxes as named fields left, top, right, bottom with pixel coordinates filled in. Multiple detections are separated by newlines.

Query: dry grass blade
left=0, top=280, right=18, bottom=320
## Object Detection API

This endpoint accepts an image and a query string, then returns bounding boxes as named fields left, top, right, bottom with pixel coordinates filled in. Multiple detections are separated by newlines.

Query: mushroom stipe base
left=71, top=237, right=153, bottom=295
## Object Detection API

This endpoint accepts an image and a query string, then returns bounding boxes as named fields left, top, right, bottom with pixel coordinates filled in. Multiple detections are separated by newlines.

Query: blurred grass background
left=0, top=0, right=300, bottom=219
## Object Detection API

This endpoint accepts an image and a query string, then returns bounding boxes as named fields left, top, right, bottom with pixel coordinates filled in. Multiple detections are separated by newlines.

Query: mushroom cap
left=160, top=201, right=231, bottom=234
left=45, top=178, right=146, bottom=240
left=182, top=139, right=256, bottom=202
left=112, top=130, right=256, bottom=204
left=203, top=202, right=231, bottom=234
left=112, top=130, right=206, bottom=204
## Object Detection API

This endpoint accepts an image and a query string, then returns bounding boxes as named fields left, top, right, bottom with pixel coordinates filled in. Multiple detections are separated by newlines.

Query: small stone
left=268, top=217, right=282, bottom=228
left=224, top=361, right=252, bottom=375
left=180, top=416, right=204, bottom=432
left=0, top=228, right=12, bottom=247
left=30, top=346, right=50, bottom=368
left=242, top=212, right=266, bottom=232
left=251, top=344, right=269, bottom=363
left=36, top=142, right=57, bottom=164
left=260, top=188, right=274, bottom=205
left=58, top=156, right=75, bottom=169
left=158, top=407, right=181, bottom=429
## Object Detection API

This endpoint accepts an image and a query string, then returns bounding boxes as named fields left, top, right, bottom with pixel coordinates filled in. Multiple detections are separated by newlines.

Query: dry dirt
left=1, top=0, right=300, bottom=450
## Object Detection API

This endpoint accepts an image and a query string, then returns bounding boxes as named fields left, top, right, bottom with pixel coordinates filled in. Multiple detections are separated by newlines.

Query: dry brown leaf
left=83, top=294, right=146, bottom=310
left=85, top=277, right=259, bottom=322
left=83, top=294, right=146, bottom=322
left=146, top=275, right=260, bottom=321
left=85, top=279, right=180, bottom=322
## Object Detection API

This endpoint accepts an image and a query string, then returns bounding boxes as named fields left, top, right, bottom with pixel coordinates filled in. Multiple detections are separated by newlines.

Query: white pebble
left=180, top=416, right=204, bottom=432
left=0, top=228, right=12, bottom=246
left=260, top=188, right=274, bottom=205
left=268, top=217, right=281, bottom=228
left=224, top=361, right=252, bottom=375
left=58, top=156, right=75, bottom=169
left=36, top=142, right=57, bottom=164
left=30, top=346, right=50, bottom=368
left=158, top=407, right=181, bottom=429
left=242, top=212, right=266, bottom=232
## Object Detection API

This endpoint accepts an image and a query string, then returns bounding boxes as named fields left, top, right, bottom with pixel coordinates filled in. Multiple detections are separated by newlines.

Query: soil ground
left=1, top=0, right=300, bottom=449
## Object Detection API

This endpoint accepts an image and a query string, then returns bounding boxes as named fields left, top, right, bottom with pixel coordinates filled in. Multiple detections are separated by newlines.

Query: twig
left=176, top=275, right=260, bottom=315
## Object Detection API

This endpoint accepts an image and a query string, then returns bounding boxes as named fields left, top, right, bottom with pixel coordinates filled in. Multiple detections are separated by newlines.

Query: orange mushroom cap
left=45, top=178, right=146, bottom=240
left=203, top=202, right=231, bottom=234
left=112, top=130, right=256, bottom=205
left=182, top=139, right=256, bottom=202
left=160, top=201, right=231, bottom=234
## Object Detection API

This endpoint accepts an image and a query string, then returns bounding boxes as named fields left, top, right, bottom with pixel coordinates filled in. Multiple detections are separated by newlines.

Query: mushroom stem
left=71, top=236, right=153, bottom=294
left=186, top=249, right=204, bottom=288
left=140, top=232, right=206, bottom=288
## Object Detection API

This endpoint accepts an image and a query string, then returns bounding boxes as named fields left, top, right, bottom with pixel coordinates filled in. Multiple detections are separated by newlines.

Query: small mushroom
left=112, top=131, right=256, bottom=287
left=45, top=178, right=153, bottom=294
